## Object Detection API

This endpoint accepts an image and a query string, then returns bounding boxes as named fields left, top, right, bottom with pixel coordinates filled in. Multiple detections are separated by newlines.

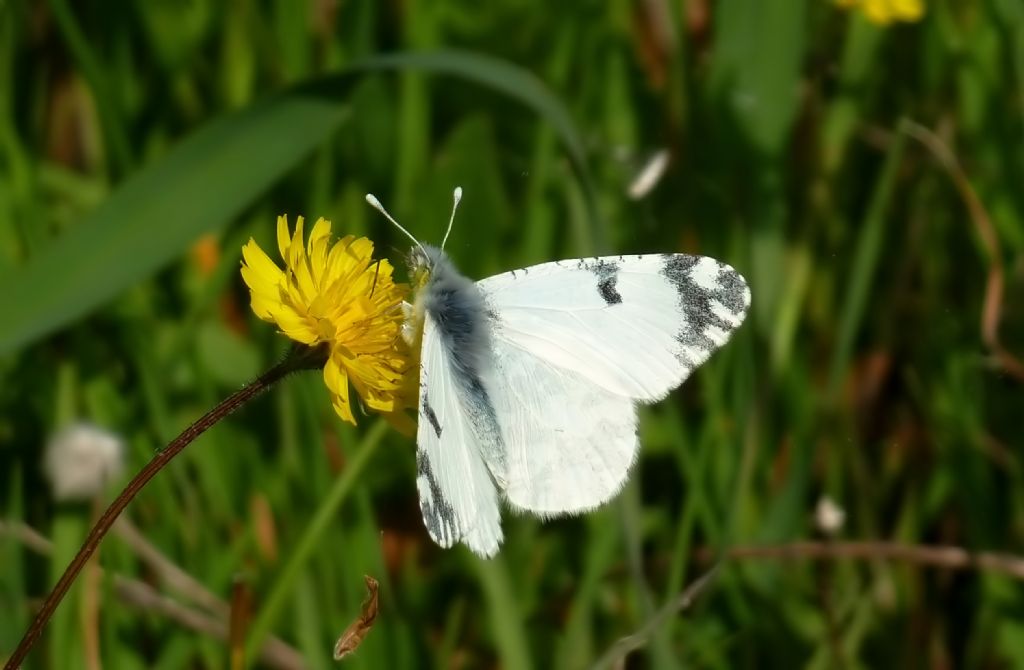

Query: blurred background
left=2, top=0, right=1023, bottom=668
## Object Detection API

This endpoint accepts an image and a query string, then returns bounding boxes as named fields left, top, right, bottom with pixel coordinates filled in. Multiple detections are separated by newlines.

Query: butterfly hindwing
left=416, top=312, right=503, bottom=557
left=476, top=253, right=750, bottom=515
left=487, top=341, right=639, bottom=514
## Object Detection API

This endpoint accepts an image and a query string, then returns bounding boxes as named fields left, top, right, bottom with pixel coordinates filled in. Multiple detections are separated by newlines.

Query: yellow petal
left=326, top=359, right=355, bottom=424
left=276, top=215, right=291, bottom=261
left=248, top=291, right=282, bottom=322
left=324, top=353, right=348, bottom=396
left=322, top=236, right=360, bottom=289
left=891, top=0, right=923, bottom=20
left=274, top=308, right=318, bottom=344
left=241, top=240, right=284, bottom=293
left=241, top=268, right=282, bottom=317
left=863, top=0, right=893, bottom=24
left=288, top=217, right=318, bottom=303
left=308, top=219, right=333, bottom=286
left=287, top=216, right=304, bottom=269
left=344, top=237, right=375, bottom=267
left=332, top=397, right=356, bottom=425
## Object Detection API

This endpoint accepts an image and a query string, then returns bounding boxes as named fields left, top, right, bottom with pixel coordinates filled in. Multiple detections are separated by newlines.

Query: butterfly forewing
left=478, top=254, right=750, bottom=401
left=415, top=312, right=503, bottom=557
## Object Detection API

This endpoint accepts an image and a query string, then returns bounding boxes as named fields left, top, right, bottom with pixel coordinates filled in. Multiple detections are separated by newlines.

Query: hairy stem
left=4, top=345, right=325, bottom=669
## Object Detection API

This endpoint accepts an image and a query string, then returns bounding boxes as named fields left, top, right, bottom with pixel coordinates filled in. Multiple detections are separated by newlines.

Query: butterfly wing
left=477, top=254, right=750, bottom=515
left=487, top=342, right=640, bottom=515
left=415, top=311, right=503, bottom=557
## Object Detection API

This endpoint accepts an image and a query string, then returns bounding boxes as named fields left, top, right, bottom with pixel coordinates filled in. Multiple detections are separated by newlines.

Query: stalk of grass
left=473, top=555, right=532, bottom=670
left=827, top=123, right=908, bottom=400
left=243, top=419, right=387, bottom=661
left=46, top=0, right=133, bottom=174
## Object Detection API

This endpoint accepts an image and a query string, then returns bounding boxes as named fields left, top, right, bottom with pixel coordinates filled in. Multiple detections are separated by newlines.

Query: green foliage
left=2, top=0, right=1023, bottom=667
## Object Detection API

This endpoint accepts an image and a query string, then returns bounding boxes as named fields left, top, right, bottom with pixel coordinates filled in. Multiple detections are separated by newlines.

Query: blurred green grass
left=2, top=0, right=1024, bottom=668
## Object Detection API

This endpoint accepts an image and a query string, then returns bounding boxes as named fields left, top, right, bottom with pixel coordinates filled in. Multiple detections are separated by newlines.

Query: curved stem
left=5, top=346, right=326, bottom=669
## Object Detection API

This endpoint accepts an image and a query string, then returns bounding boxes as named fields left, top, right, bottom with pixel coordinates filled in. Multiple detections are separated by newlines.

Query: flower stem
left=4, top=345, right=326, bottom=669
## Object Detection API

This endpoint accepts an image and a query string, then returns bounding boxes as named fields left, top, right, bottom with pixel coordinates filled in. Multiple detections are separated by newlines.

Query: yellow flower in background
left=835, top=0, right=924, bottom=25
left=241, top=216, right=412, bottom=425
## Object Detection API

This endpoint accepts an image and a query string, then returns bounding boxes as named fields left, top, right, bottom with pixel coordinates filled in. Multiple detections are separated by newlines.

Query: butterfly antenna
left=365, top=193, right=429, bottom=259
left=440, top=186, right=463, bottom=251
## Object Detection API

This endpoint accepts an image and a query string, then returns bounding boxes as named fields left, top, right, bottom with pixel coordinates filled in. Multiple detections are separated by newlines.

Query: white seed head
left=44, top=422, right=125, bottom=501
left=814, top=496, right=846, bottom=536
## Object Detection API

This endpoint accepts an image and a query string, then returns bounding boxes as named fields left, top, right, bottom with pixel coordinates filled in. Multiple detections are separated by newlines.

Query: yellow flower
left=835, top=0, right=924, bottom=25
left=241, top=215, right=412, bottom=425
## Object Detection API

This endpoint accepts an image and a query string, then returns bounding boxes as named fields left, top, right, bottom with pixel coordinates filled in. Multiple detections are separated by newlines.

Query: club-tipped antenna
left=440, top=186, right=463, bottom=251
left=365, top=193, right=429, bottom=260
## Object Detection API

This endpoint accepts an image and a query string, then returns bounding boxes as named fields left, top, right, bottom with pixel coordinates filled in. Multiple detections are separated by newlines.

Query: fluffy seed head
left=45, top=422, right=125, bottom=501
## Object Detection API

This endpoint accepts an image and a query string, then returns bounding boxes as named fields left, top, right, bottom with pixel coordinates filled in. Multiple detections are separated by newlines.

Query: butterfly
left=367, top=189, right=750, bottom=557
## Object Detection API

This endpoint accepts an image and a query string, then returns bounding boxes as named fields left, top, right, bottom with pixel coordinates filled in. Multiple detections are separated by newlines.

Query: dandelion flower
left=241, top=216, right=412, bottom=425
left=45, top=422, right=125, bottom=501
left=834, top=0, right=924, bottom=25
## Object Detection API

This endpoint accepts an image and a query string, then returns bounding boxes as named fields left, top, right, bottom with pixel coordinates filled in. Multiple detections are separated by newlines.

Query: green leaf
left=709, top=0, right=806, bottom=156
left=0, top=50, right=594, bottom=357
left=0, top=90, right=350, bottom=356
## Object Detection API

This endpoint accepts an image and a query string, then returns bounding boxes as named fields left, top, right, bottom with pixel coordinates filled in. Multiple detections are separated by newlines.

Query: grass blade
left=0, top=90, right=350, bottom=356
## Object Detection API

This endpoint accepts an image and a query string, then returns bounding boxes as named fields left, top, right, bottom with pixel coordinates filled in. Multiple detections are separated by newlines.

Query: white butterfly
left=367, top=189, right=751, bottom=557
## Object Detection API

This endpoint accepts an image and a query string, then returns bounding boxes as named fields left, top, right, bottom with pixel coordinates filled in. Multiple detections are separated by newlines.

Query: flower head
left=45, top=422, right=125, bottom=501
left=241, top=216, right=412, bottom=425
left=834, top=0, right=924, bottom=25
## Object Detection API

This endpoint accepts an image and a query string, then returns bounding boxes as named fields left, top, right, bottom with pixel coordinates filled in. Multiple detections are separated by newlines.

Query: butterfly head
left=401, top=244, right=450, bottom=347
left=364, top=187, right=465, bottom=337
left=407, top=244, right=452, bottom=290
left=407, top=246, right=433, bottom=290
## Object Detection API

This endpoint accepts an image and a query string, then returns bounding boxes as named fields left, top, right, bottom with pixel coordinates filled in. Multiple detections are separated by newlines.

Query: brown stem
left=113, top=518, right=228, bottom=617
left=900, top=120, right=1024, bottom=382
left=4, top=345, right=325, bottom=670
left=0, top=519, right=303, bottom=669
left=592, top=566, right=719, bottom=670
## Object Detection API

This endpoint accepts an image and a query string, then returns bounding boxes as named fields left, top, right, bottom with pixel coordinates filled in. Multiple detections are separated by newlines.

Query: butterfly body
left=406, top=246, right=751, bottom=558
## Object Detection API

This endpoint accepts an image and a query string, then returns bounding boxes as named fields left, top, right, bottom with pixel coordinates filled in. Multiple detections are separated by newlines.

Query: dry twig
left=719, top=540, right=1024, bottom=579
left=113, top=518, right=229, bottom=617
left=590, top=566, right=719, bottom=670
left=901, top=119, right=1024, bottom=382
left=592, top=537, right=1024, bottom=668
left=0, top=519, right=304, bottom=670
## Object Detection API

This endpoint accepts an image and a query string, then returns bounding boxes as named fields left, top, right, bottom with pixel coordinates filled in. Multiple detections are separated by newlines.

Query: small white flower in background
left=814, top=496, right=846, bottom=536
left=45, top=422, right=125, bottom=501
